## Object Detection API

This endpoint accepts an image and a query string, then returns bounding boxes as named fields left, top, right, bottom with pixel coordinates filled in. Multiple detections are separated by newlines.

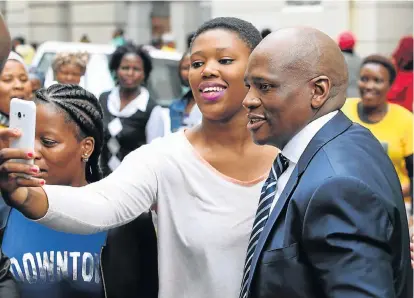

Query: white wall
left=209, top=0, right=413, bottom=57
left=69, top=1, right=120, bottom=43
left=170, top=1, right=210, bottom=52
left=4, top=0, right=413, bottom=58
left=5, top=1, right=30, bottom=41
left=351, top=0, right=413, bottom=57
left=210, top=0, right=350, bottom=41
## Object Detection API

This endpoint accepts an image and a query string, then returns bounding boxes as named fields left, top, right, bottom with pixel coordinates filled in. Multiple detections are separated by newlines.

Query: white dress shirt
left=270, top=111, right=338, bottom=212
left=107, top=86, right=165, bottom=143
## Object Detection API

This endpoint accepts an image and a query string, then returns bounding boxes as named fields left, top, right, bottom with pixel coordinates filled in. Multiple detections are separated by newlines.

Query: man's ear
left=310, top=75, right=331, bottom=109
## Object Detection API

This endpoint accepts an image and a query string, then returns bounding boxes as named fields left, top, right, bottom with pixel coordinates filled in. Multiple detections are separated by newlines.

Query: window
left=147, top=58, right=181, bottom=107
left=283, top=0, right=322, bottom=12
left=285, top=0, right=322, bottom=5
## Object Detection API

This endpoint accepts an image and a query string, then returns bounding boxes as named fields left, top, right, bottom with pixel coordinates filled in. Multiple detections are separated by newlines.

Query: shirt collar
left=282, top=111, right=338, bottom=164
left=107, top=86, right=150, bottom=118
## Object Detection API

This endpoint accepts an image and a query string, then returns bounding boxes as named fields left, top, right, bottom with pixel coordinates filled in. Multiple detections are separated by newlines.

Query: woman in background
left=28, top=70, right=44, bottom=94
left=342, top=54, right=413, bottom=215
left=169, top=51, right=201, bottom=132
left=99, top=43, right=165, bottom=175
left=51, top=52, right=89, bottom=86
left=0, top=51, right=32, bottom=128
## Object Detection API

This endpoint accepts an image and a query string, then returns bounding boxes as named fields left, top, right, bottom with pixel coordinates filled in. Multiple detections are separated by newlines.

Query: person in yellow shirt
left=161, top=33, right=176, bottom=52
left=342, top=54, right=413, bottom=215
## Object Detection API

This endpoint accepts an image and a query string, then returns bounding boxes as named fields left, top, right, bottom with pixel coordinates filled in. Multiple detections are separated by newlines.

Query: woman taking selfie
left=0, top=18, right=277, bottom=298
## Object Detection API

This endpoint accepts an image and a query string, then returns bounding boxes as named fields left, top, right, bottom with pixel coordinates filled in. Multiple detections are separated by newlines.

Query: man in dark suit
left=241, top=27, right=411, bottom=298
left=0, top=12, right=20, bottom=298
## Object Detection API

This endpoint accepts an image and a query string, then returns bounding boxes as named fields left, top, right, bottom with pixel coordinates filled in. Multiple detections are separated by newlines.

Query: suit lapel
left=247, top=166, right=300, bottom=290
left=246, top=111, right=353, bottom=292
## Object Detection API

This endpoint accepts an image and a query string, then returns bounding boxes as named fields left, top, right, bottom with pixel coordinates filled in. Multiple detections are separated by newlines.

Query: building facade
left=2, top=0, right=413, bottom=56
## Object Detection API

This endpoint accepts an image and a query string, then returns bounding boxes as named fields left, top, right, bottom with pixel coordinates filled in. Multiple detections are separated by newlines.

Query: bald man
left=241, top=27, right=411, bottom=298
left=0, top=13, right=19, bottom=298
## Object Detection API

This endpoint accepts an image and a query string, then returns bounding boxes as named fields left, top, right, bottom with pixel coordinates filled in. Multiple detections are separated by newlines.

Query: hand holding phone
left=9, top=98, right=36, bottom=176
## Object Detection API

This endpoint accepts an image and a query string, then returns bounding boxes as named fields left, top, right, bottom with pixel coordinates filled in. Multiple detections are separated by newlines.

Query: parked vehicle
left=30, top=41, right=184, bottom=133
left=31, top=41, right=183, bottom=105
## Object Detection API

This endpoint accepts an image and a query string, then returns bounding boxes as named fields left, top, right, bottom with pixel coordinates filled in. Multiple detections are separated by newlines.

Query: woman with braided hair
left=0, top=84, right=106, bottom=298
left=0, top=83, right=158, bottom=298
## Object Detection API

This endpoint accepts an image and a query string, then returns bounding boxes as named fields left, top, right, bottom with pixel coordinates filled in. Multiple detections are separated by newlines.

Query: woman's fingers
left=0, top=128, right=21, bottom=139
left=0, top=161, right=38, bottom=176
left=0, top=148, right=34, bottom=163
left=0, top=128, right=21, bottom=149
left=15, top=176, right=45, bottom=187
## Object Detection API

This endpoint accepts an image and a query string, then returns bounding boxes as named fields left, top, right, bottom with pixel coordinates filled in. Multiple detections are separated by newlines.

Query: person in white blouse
left=0, top=17, right=278, bottom=298
left=98, top=43, right=166, bottom=175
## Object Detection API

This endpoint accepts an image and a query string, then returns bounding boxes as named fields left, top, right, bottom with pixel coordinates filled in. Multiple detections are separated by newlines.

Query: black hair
left=151, top=38, right=162, bottom=49
left=361, top=54, right=396, bottom=85
left=31, top=42, right=38, bottom=51
left=186, top=32, right=195, bottom=49
left=115, top=28, right=124, bottom=36
left=34, top=84, right=104, bottom=183
left=13, top=36, right=25, bottom=45
left=108, top=43, right=153, bottom=84
left=260, top=28, right=272, bottom=39
left=190, top=17, right=262, bottom=52
left=342, top=48, right=354, bottom=55
left=178, top=50, right=190, bottom=86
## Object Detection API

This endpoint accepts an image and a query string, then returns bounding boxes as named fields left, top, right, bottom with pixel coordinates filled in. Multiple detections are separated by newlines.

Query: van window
left=147, top=58, right=181, bottom=107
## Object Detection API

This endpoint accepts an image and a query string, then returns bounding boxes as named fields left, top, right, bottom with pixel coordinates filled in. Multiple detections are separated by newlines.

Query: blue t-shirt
left=2, top=209, right=107, bottom=298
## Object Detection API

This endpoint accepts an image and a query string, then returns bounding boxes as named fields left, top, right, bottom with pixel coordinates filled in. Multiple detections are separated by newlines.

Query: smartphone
left=9, top=98, right=36, bottom=171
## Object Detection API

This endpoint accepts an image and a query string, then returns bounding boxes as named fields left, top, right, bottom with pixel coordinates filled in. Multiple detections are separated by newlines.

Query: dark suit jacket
left=100, top=211, right=158, bottom=298
left=247, top=112, right=412, bottom=298
left=0, top=249, right=19, bottom=298
left=0, top=198, right=19, bottom=298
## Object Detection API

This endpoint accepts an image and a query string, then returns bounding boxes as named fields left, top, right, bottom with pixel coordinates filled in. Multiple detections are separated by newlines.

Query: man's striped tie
left=239, top=153, right=289, bottom=298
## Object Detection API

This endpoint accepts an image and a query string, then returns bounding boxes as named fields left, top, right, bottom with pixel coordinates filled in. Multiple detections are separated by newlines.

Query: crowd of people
left=0, top=12, right=411, bottom=298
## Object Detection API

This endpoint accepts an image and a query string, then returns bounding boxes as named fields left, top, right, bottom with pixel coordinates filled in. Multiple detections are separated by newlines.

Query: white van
left=30, top=41, right=184, bottom=133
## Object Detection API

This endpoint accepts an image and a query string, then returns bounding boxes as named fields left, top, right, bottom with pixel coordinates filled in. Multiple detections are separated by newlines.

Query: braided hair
left=34, top=84, right=104, bottom=183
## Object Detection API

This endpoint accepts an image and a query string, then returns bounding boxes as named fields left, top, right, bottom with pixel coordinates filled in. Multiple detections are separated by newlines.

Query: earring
left=82, top=154, right=89, bottom=163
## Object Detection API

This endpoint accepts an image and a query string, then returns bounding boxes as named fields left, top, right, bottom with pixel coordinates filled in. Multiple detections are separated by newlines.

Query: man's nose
left=242, top=94, right=261, bottom=111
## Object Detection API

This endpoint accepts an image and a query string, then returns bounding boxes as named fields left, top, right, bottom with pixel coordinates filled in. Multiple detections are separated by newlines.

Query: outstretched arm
left=38, top=150, right=158, bottom=234
left=0, top=128, right=159, bottom=234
